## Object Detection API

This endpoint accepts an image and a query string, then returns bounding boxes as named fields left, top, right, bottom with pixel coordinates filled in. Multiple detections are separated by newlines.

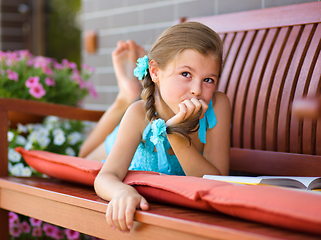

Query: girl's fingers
left=191, top=98, right=203, bottom=116
left=118, top=203, right=130, bottom=232
left=182, top=99, right=196, bottom=120
left=140, top=197, right=149, bottom=211
left=199, top=99, right=209, bottom=118
left=125, top=203, right=136, bottom=230
left=166, top=103, right=187, bottom=126
left=112, top=202, right=122, bottom=231
left=166, top=98, right=210, bottom=126
left=106, top=203, right=116, bottom=230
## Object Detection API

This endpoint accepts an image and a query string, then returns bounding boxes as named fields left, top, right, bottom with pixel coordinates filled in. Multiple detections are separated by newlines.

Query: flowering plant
left=9, top=211, right=100, bottom=239
left=7, top=116, right=95, bottom=177
left=8, top=117, right=100, bottom=239
left=0, top=50, right=97, bottom=106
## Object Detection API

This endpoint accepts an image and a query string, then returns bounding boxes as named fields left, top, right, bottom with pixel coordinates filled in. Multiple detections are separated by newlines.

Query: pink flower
left=42, top=66, right=53, bottom=75
left=71, top=70, right=86, bottom=88
left=6, top=69, right=18, bottom=81
left=86, top=82, right=98, bottom=98
left=43, top=223, right=56, bottom=237
left=29, top=83, right=46, bottom=99
left=17, top=50, right=32, bottom=59
left=45, top=77, right=55, bottom=86
left=64, top=229, right=80, bottom=240
left=68, top=61, right=77, bottom=69
left=33, top=56, right=51, bottom=69
left=20, top=221, right=31, bottom=233
left=30, top=217, right=42, bottom=227
left=9, top=212, right=19, bottom=226
left=81, top=63, right=95, bottom=73
left=5, top=52, right=18, bottom=66
left=32, top=226, right=42, bottom=237
left=25, top=76, right=40, bottom=88
left=10, top=224, right=22, bottom=237
left=0, top=51, right=6, bottom=61
left=51, top=226, right=64, bottom=240
left=53, top=62, right=64, bottom=70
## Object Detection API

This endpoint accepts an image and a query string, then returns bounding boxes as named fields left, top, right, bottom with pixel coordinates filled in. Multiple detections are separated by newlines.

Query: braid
left=141, top=72, right=157, bottom=122
left=167, top=109, right=202, bottom=144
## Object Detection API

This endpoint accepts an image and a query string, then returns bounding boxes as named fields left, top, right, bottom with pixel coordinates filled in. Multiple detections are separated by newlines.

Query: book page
left=203, top=175, right=262, bottom=185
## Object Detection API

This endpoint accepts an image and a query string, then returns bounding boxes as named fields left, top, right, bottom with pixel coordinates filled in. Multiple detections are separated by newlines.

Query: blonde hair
left=142, top=21, right=223, bottom=139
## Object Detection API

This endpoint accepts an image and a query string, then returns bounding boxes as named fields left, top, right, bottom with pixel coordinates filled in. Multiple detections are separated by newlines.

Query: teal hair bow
left=150, top=119, right=171, bottom=174
left=133, top=55, right=149, bottom=80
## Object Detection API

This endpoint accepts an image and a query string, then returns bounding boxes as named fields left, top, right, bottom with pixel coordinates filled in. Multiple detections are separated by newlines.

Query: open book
left=202, top=175, right=321, bottom=190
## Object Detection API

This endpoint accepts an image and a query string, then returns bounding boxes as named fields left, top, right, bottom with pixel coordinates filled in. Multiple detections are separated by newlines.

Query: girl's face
left=151, top=49, right=220, bottom=117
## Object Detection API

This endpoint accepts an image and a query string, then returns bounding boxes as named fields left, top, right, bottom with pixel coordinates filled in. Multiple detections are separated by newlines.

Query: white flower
left=53, top=128, right=64, bottom=136
left=26, top=124, right=34, bottom=132
left=32, top=123, right=44, bottom=131
left=65, top=147, right=76, bottom=156
left=63, top=121, right=71, bottom=130
left=45, top=123, right=55, bottom=131
left=45, top=116, right=59, bottom=124
left=15, top=135, right=27, bottom=146
left=38, top=136, right=51, bottom=148
left=28, top=131, right=39, bottom=143
left=8, top=162, right=12, bottom=172
left=37, top=127, right=50, bottom=138
left=8, top=148, right=21, bottom=162
left=21, top=166, right=32, bottom=177
left=17, top=123, right=27, bottom=133
left=7, top=131, right=14, bottom=142
left=53, top=133, right=66, bottom=146
left=24, top=141, right=33, bottom=150
left=10, top=163, right=24, bottom=176
left=67, top=132, right=82, bottom=145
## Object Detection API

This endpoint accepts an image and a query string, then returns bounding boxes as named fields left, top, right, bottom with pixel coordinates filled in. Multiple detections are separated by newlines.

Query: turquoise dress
left=104, top=99, right=217, bottom=176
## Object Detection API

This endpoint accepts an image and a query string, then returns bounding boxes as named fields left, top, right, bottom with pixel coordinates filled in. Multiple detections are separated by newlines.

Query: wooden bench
left=1, top=2, right=321, bottom=239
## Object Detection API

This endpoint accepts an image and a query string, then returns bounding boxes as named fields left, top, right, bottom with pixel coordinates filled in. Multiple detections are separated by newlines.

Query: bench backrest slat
left=191, top=2, right=321, bottom=33
left=190, top=2, right=321, bottom=176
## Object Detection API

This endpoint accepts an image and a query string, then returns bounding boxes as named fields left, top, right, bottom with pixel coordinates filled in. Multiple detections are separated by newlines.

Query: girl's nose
left=190, top=81, right=202, bottom=96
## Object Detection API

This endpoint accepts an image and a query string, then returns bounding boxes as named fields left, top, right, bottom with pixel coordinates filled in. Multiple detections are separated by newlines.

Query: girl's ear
left=149, top=60, right=160, bottom=83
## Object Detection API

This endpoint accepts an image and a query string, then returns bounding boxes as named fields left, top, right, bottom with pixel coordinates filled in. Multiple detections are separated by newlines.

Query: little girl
left=94, top=21, right=231, bottom=232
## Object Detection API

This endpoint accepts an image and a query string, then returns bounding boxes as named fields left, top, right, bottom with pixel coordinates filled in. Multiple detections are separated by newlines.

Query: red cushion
left=17, top=148, right=321, bottom=235
left=15, top=147, right=103, bottom=186
left=124, top=171, right=321, bottom=235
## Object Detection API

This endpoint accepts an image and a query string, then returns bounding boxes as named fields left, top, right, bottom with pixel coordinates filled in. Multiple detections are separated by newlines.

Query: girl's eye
left=181, top=72, right=191, bottom=78
left=204, top=78, right=215, bottom=83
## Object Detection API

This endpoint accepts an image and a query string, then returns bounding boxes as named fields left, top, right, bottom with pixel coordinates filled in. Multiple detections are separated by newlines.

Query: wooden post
left=32, top=0, right=45, bottom=55
left=0, top=108, right=9, bottom=239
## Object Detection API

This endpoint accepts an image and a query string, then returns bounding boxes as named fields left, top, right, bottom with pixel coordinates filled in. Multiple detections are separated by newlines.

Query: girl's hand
left=106, top=188, right=149, bottom=232
left=166, top=98, right=208, bottom=126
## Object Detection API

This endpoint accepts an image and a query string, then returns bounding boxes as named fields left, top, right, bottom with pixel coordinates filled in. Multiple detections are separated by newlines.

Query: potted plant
left=0, top=50, right=97, bottom=127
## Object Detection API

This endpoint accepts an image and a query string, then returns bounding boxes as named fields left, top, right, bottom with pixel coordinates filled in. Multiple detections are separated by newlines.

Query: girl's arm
left=94, top=101, right=149, bottom=232
left=167, top=91, right=231, bottom=177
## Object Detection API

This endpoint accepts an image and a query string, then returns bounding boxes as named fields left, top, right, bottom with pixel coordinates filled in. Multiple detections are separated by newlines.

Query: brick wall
left=81, top=0, right=318, bottom=110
